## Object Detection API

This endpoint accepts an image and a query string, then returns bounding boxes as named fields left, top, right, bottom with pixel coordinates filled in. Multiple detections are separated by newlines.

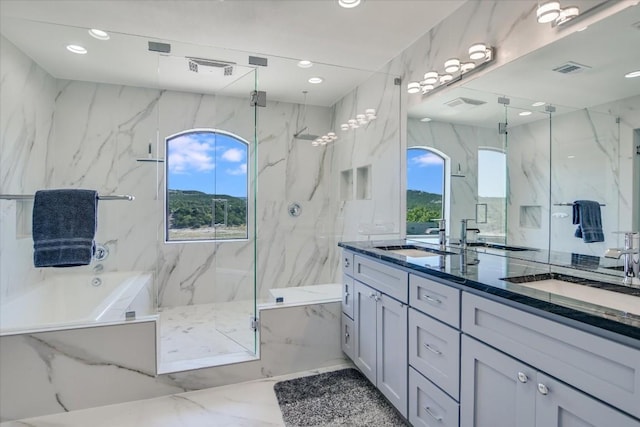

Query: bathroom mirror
left=407, top=4, right=640, bottom=258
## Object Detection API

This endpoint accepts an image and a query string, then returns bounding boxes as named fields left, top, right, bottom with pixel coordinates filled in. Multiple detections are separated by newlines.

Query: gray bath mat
left=273, top=368, right=408, bottom=426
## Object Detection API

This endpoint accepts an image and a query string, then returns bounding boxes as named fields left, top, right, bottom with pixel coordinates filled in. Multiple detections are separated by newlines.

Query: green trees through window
left=165, top=129, right=249, bottom=242
left=407, top=148, right=445, bottom=236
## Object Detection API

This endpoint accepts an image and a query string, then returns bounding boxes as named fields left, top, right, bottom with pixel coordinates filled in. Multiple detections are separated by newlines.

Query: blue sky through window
left=167, top=131, right=248, bottom=197
left=407, top=148, right=444, bottom=194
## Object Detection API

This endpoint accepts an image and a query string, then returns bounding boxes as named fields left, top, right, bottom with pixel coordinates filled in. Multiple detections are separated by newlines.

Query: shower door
left=156, top=46, right=258, bottom=372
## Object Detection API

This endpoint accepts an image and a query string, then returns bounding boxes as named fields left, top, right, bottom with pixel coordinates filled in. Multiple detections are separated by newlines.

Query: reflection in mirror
left=408, top=4, right=640, bottom=267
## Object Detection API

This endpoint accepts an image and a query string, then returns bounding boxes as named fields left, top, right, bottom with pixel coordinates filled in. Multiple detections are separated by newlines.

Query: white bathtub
left=0, top=271, right=154, bottom=335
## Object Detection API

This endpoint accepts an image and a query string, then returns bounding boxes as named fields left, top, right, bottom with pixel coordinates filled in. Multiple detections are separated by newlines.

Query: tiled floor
left=1, top=364, right=353, bottom=427
left=158, top=300, right=259, bottom=373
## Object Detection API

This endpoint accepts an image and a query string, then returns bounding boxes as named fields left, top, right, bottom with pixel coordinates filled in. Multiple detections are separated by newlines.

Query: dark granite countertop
left=338, top=239, right=640, bottom=346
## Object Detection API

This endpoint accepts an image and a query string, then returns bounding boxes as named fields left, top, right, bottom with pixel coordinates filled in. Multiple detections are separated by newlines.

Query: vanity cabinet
left=353, top=280, right=408, bottom=417
left=461, top=334, right=639, bottom=427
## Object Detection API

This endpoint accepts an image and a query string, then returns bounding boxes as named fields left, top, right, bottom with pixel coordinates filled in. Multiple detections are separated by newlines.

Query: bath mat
left=273, top=368, right=408, bottom=426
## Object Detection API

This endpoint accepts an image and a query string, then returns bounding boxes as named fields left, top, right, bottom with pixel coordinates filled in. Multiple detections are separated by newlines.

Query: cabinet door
left=461, top=335, right=536, bottom=427
left=342, top=275, right=354, bottom=319
left=341, top=313, right=355, bottom=361
left=535, top=373, right=640, bottom=427
left=377, top=292, right=408, bottom=417
left=353, top=281, right=377, bottom=384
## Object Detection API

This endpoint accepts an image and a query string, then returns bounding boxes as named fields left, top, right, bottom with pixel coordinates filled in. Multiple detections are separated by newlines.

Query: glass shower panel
left=549, top=108, right=621, bottom=258
left=156, top=43, right=257, bottom=372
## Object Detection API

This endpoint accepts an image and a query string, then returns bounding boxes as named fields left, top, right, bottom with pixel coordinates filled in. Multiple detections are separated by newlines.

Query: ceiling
left=0, top=0, right=465, bottom=107
left=408, top=2, right=640, bottom=127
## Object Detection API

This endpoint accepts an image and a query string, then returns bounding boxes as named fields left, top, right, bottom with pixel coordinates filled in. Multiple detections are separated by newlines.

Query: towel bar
left=554, top=202, right=605, bottom=206
left=0, top=194, right=135, bottom=201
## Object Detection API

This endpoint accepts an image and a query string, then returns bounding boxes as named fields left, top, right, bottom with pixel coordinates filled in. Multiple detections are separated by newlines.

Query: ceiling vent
left=552, top=61, right=591, bottom=74
left=445, top=97, right=487, bottom=110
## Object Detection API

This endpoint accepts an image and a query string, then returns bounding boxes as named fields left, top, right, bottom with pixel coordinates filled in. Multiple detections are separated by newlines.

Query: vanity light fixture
left=439, top=74, right=453, bottom=84
left=537, top=1, right=561, bottom=23
left=308, top=76, right=324, bottom=84
left=297, top=60, right=313, bottom=68
left=556, top=6, right=579, bottom=25
left=423, top=71, right=439, bottom=85
left=338, top=0, right=361, bottom=8
left=460, top=62, right=476, bottom=73
left=407, top=82, right=421, bottom=94
left=444, top=58, right=461, bottom=73
left=625, top=70, right=640, bottom=78
left=66, top=44, right=87, bottom=54
left=468, top=43, right=489, bottom=60
left=88, top=29, right=110, bottom=40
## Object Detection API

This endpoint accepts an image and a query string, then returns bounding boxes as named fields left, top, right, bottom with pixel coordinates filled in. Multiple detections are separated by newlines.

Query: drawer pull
left=424, top=406, right=443, bottom=422
left=344, top=291, right=350, bottom=304
left=517, top=372, right=528, bottom=383
left=344, top=326, right=350, bottom=342
left=537, top=383, right=549, bottom=395
left=423, top=294, right=442, bottom=304
left=424, top=343, right=442, bottom=355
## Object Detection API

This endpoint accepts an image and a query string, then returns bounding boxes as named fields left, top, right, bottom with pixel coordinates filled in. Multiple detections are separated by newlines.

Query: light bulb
left=423, top=71, right=439, bottom=84
left=460, top=62, right=476, bottom=73
left=66, top=44, right=87, bottom=54
left=407, top=82, right=421, bottom=94
left=537, top=1, right=561, bottom=24
left=468, top=43, right=487, bottom=60
left=439, top=74, right=453, bottom=84
left=556, top=6, right=579, bottom=25
left=444, top=58, right=461, bottom=73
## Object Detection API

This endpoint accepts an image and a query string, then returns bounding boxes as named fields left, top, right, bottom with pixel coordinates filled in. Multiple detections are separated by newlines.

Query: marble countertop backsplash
left=339, top=239, right=640, bottom=345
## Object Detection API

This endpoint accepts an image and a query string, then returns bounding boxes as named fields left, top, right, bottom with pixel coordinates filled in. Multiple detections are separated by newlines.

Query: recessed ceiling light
left=625, top=70, right=640, bottom=78
left=420, top=117, right=432, bottom=122
left=568, top=155, right=576, bottom=159
left=66, top=44, right=87, bottom=54
left=88, top=29, right=110, bottom=40
left=338, top=0, right=361, bottom=8
left=532, top=101, right=546, bottom=107
left=308, top=77, right=324, bottom=84
left=519, top=111, right=533, bottom=116
left=297, top=60, right=313, bottom=68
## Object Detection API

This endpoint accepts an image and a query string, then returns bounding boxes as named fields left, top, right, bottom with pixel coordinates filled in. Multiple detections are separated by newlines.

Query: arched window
left=406, top=147, right=446, bottom=236
left=165, top=129, right=249, bottom=242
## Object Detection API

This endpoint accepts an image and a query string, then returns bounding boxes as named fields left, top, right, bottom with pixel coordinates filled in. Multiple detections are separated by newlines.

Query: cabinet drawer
left=353, top=255, right=408, bottom=303
left=409, top=308, right=460, bottom=400
left=462, top=292, right=640, bottom=420
left=342, top=275, right=354, bottom=319
left=410, top=274, right=460, bottom=328
left=342, top=251, right=354, bottom=276
left=341, top=312, right=355, bottom=361
left=410, top=367, right=459, bottom=427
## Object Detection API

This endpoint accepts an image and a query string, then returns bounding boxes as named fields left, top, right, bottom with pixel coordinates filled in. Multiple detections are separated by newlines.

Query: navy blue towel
left=572, top=200, right=604, bottom=243
left=32, top=189, right=98, bottom=267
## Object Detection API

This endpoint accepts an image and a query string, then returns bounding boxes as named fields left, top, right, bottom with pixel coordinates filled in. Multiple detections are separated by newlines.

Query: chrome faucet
left=460, top=219, right=480, bottom=250
left=604, top=232, right=639, bottom=286
left=427, top=218, right=447, bottom=246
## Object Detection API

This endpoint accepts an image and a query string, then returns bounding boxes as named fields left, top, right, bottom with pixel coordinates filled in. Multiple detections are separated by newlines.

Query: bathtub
left=0, top=271, right=154, bottom=336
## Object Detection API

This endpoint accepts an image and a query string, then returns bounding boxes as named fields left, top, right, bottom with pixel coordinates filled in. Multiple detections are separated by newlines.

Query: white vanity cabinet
left=461, top=292, right=640, bottom=426
left=461, top=334, right=639, bottom=427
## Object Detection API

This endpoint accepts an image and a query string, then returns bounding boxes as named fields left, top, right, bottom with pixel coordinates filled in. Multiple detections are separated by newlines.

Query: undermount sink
left=465, top=242, right=534, bottom=251
left=374, top=245, right=455, bottom=257
left=502, top=273, right=640, bottom=316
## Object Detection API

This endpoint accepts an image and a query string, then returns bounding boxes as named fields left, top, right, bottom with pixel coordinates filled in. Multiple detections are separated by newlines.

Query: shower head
left=294, top=127, right=320, bottom=141
left=186, top=57, right=236, bottom=74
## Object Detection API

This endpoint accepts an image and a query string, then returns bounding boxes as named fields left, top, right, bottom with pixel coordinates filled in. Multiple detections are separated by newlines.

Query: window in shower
left=165, top=129, right=249, bottom=242
left=406, top=147, right=445, bottom=236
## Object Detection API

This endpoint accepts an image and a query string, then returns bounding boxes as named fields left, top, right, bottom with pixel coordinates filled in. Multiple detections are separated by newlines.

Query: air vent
left=445, top=97, right=487, bottom=109
left=552, top=61, right=591, bottom=74
left=187, top=57, right=236, bottom=68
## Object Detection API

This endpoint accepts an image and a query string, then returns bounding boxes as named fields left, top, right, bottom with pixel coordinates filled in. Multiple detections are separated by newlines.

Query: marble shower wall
left=508, top=96, right=639, bottom=256
left=0, top=35, right=336, bottom=307
left=0, top=36, right=55, bottom=300
left=407, top=118, right=504, bottom=239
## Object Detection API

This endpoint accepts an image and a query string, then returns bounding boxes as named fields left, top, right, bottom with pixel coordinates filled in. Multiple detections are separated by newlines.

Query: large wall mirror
left=407, top=4, right=640, bottom=261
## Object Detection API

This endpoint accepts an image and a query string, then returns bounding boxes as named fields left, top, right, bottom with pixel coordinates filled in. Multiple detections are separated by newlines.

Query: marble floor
left=158, top=299, right=259, bottom=373
left=1, top=364, right=353, bottom=427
